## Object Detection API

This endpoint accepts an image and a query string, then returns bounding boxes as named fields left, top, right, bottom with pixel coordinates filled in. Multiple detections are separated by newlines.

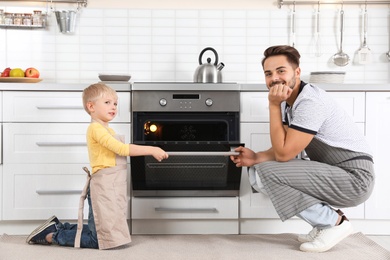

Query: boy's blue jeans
left=52, top=187, right=99, bottom=249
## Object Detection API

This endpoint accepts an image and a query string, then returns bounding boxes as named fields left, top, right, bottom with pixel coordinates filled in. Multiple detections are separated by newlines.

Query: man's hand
left=230, top=146, right=257, bottom=167
left=268, top=83, right=293, bottom=106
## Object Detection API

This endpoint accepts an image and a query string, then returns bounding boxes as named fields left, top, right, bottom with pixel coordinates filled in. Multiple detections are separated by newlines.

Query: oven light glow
left=150, top=124, right=157, bottom=132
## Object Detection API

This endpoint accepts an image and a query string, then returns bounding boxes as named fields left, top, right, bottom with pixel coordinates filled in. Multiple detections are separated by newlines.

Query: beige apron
left=75, top=135, right=131, bottom=249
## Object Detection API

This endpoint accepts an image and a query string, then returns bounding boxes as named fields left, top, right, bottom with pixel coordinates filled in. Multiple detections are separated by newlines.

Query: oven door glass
left=132, top=112, right=239, bottom=142
left=131, top=142, right=244, bottom=197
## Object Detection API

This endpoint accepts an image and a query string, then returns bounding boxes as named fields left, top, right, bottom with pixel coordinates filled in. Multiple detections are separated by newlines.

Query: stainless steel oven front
left=130, top=83, right=243, bottom=197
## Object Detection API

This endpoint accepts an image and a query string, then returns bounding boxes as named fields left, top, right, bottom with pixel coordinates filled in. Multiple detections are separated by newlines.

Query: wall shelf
left=278, top=0, right=390, bottom=8
left=0, top=24, right=45, bottom=29
left=0, top=0, right=87, bottom=7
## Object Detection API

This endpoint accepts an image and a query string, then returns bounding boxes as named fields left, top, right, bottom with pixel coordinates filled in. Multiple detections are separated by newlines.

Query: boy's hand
left=153, top=147, right=169, bottom=162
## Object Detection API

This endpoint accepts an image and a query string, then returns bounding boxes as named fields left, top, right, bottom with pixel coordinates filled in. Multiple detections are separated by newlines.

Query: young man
left=231, top=45, right=374, bottom=253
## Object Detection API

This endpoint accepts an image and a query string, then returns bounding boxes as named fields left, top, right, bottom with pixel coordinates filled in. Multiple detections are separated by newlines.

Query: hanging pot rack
left=278, top=0, right=390, bottom=8
left=1, top=0, right=87, bottom=8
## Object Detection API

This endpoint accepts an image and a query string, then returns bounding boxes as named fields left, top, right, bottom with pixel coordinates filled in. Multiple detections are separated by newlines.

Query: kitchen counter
left=0, top=82, right=131, bottom=91
left=240, top=83, right=390, bottom=92
left=0, top=82, right=389, bottom=92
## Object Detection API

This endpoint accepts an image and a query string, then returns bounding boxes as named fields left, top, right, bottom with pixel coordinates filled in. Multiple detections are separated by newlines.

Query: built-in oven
left=130, top=83, right=243, bottom=197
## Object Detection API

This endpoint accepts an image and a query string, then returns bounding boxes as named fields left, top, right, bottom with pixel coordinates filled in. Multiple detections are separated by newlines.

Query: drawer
left=132, top=197, right=238, bottom=219
left=240, top=92, right=269, bottom=122
left=2, top=91, right=130, bottom=123
left=2, top=164, right=131, bottom=220
left=3, top=164, right=88, bottom=220
left=3, top=123, right=130, bottom=164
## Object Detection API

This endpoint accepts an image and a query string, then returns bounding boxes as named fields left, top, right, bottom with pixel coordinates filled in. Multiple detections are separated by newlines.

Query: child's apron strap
left=74, top=167, right=91, bottom=248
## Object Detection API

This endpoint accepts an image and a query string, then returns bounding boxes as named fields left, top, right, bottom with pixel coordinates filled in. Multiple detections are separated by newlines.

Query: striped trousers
left=255, top=158, right=374, bottom=221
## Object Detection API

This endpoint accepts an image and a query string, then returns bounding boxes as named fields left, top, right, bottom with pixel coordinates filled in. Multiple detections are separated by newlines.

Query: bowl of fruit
left=0, top=67, right=42, bottom=83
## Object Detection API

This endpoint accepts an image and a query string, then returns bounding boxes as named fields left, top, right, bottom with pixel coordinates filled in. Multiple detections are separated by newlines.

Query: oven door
left=131, top=142, right=244, bottom=197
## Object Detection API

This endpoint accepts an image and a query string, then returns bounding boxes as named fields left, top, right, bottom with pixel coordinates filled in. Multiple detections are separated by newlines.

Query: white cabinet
left=2, top=91, right=130, bottom=123
left=327, top=92, right=365, bottom=123
left=239, top=123, right=277, bottom=218
left=0, top=92, right=2, bottom=220
left=365, top=92, right=390, bottom=219
left=1, top=91, right=131, bottom=220
left=239, top=92, right=277, bottom=221
left=131, top=197, right=239, bottom=234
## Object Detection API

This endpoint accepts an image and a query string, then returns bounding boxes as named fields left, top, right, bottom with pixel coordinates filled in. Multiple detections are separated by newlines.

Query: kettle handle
left=198, top=47, right=218, bottom=66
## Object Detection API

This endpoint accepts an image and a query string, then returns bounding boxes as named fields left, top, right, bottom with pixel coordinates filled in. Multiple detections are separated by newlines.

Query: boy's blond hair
left=82, top=83, right=118, bottom=114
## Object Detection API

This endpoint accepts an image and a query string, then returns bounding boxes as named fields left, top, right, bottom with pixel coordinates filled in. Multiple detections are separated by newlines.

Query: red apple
left=1, top=67, right=11, bottom=77
left=25, top=67, right=40, bottom=78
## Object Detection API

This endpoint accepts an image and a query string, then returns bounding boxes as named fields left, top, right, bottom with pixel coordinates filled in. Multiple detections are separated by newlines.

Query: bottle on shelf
left=13, top=13, right=23, bottom=26
left=23, top=13, right=32, bottom=26
left=0, top=9, right=5, bottom=25
left=32, top=10, right=43, bottom=26
left=4, top=12, right=13, bottom=25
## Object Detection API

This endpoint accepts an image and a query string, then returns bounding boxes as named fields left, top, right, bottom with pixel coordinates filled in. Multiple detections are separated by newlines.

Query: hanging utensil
left=333, top=6, right=350, bottom=67
left=387, top=10, right=390, bottom=61
left=357, top=2, right=372, bottom=64
left=313, top=2, right=322, bottom=57
left=290, top=2, right=296, bottom=47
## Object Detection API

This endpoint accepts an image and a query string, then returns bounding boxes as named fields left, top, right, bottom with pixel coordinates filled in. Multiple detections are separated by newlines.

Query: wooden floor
left=367, top=236, right=390, bottom=251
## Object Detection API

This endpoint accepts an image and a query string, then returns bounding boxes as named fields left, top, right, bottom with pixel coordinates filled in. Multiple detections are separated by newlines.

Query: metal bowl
left=98, top=74, right=131, bottom=82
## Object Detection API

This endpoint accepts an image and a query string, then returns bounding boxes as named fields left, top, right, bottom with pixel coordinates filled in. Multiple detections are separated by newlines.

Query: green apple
left=10, top=68, right=25, bottom=77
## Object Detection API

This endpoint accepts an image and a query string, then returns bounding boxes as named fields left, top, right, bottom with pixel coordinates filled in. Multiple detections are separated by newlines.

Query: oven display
left=144, top=121, right=228, bottom=141
left=172, top=94, right=200, bottom=99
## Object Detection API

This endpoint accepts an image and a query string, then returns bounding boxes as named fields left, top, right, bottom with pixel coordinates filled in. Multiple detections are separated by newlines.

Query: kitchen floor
left=367, top=236, right=390, bottom=251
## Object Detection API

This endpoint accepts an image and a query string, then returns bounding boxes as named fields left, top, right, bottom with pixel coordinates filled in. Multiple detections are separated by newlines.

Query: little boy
left=26, top=83, right=168, bottom=249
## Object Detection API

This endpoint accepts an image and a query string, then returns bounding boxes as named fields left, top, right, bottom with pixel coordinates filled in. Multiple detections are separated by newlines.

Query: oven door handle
left=166, top=151, right=239, bottom=156
left=155, top=207, right=218, bottom=213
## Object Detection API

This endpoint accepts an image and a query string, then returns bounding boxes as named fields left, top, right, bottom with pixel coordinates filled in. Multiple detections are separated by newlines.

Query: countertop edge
left=0, top=82, right=389, bottom=92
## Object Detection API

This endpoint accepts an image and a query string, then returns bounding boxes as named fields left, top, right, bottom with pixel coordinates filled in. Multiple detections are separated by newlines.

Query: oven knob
left=159, top=98, right=167, bottom=106
left=205, top=98, right=213, bottom=106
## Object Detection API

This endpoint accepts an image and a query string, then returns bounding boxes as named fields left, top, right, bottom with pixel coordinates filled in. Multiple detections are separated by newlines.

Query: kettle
left=193, top=47, right=224, bottom=83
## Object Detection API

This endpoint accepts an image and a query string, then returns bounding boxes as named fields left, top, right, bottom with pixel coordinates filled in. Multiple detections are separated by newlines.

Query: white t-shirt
left=281, top=83, right=371, bottom=155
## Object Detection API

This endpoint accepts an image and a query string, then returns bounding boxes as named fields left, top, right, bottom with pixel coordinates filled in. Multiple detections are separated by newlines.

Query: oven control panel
left=132, top=91, right=239, bottom=112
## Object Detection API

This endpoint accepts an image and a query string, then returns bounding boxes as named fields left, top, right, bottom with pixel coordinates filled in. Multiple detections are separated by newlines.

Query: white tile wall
left=0, top=6, right=389, bottom=84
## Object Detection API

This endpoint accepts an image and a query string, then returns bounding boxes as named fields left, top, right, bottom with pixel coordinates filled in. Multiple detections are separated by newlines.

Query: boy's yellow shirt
left=87, top=122, right=129, bottom=174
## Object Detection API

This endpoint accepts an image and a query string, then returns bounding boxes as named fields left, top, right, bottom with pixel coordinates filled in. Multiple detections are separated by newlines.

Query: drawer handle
left=36, top=106, right=83, bottom=110
left=166, top=151, right=239, bottom=156
left=36, top=142, right=86, bottom=147
left=36, top=190, right=82, bottom=195
left=155, top=207, right=218, bottom=213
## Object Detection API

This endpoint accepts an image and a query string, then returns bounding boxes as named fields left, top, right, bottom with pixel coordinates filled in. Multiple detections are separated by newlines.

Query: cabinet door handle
left=36, top=190, right=82, bottom=195
left=155, top=207, right=218, bottom=213
left=36, top=142, right=86, bottom=146
left=166, top=151, right=239, bottom=156
left=36, top=106, right=83, bottom=110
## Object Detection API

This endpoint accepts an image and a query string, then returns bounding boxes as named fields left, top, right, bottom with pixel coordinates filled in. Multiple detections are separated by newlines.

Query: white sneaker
left=299, top=221, right=354, bottom=253
left=297, top=227, right=319, bottom=243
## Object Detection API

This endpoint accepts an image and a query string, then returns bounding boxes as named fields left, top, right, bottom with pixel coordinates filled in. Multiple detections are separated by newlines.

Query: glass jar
left=0, top=9, right=5, bottom=25
left=13, top=13, right=23, bottom=26
left=4, top=12, right=13, bottom=25
left=23, top=13, right=32, bottom=26
left=32, top=10, right=42, bottom=26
